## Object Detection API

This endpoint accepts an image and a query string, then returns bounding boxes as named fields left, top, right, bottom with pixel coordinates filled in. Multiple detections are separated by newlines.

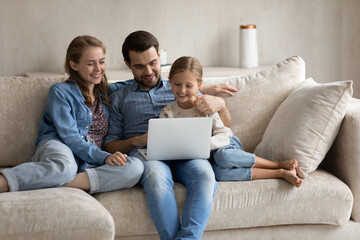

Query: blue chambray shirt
left=104, top=77, right=175, bottom=149
left=35, top=80, right=130, bottom=172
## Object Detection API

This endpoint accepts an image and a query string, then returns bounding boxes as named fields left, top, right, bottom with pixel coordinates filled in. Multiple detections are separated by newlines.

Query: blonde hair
left=169, top=56, right=203, bottom=83
left=64, top=35, right=110, bottom=106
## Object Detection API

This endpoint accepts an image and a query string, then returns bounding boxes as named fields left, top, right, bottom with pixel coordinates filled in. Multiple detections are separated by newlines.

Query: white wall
left=1, top=0, right=360, bottom=97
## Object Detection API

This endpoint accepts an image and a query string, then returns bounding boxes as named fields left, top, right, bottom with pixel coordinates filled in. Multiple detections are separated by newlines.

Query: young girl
left=160, top=56, right=303, bottom=188
left=0, top=35, right=143, bottom=194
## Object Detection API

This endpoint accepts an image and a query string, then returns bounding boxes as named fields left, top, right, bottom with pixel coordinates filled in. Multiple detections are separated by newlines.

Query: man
left=104, top=30, right=237, bottom=240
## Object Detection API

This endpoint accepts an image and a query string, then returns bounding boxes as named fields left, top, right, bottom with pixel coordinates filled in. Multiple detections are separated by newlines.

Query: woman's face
left=70, top=46, right=106, bottom=89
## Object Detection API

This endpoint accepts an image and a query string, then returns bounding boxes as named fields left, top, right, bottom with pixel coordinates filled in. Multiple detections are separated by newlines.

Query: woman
left=0, top=35, right=144, bottom=194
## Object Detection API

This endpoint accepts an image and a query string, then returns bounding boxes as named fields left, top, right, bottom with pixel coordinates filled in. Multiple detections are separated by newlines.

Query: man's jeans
left=1, top=140, right=143, bottom=193
left=131, top=149, right=217, bottom=240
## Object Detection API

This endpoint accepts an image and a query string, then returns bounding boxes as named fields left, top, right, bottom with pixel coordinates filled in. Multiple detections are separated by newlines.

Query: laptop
left=138, top=117, right=212, bottom=160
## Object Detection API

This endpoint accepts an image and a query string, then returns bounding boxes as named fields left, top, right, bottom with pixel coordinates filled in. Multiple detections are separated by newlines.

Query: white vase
left=159, top=49, right=167, bottom=66
left=239, top=24, right=259, bottom=68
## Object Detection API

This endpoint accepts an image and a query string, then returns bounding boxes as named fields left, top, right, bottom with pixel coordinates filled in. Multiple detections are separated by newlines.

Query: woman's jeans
left=0, top=140, right=144, bottom=194
left=131, top=149, right=217, bottom=240
left=211, top=135, right=256, bottom=181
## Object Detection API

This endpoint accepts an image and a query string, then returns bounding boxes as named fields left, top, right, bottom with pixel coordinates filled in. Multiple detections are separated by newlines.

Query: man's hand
left=199, top=83, right=238, bottom=96
left=105, top=151, right=128, bottom=166
left=104, top=132, right=148, bottom=155
left=132, top=132, right=148, bottom=147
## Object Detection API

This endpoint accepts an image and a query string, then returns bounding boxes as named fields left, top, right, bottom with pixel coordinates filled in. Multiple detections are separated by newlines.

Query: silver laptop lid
left=146, top=117, right=212, bottom=160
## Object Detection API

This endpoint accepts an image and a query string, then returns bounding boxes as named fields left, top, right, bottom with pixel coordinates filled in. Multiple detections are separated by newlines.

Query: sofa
left=0, top=56, right=359, bottom=240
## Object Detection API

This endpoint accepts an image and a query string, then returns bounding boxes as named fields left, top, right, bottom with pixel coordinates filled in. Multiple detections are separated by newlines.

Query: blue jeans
left=211, top=135, right=255, bottom=181
left=131, top=149, right=217, bottom=240
left=1, top=140, right=143, bottom=193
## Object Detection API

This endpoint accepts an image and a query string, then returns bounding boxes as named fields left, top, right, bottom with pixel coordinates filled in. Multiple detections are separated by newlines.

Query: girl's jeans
left=211, top=135, right=256, bottom=181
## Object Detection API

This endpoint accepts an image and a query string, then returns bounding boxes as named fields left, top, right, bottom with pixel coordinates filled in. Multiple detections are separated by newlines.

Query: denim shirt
left=35, top=80, right=130, bottom=172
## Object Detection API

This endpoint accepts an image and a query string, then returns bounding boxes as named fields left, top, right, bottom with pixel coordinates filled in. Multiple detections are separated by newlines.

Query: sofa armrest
left=323, top=98, right=360, bottom=222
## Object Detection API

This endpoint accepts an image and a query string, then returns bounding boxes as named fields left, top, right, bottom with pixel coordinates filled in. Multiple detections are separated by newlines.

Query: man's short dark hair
left=122, top=30, right=159, bottom=64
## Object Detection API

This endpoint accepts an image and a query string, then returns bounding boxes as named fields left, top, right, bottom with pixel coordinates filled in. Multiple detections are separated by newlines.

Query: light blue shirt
left=35, top=81, right=129, bottom=172
left=104, top=77, right=175, bottom=148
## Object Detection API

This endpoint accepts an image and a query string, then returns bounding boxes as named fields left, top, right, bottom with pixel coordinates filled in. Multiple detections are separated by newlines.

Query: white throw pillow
left=254, top=78, right=353, bottom=178
left=202, top=56, right=306, bottom=152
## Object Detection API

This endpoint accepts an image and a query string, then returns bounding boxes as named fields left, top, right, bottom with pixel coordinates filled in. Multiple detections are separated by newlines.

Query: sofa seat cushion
left=0, top=187, right=114, bottom=240
left=95, top=170, right=353, bottom=238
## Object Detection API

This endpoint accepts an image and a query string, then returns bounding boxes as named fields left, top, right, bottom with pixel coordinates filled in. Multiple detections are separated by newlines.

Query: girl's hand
left=105, top=151, right=128, bottom=166
left=195, top=95, right=226, bottom=115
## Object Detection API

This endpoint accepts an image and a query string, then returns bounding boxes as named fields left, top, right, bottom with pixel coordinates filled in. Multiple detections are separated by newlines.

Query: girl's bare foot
left=278, top=159, right=298, bottom=170
left=281, top=168, right=302, bottom=188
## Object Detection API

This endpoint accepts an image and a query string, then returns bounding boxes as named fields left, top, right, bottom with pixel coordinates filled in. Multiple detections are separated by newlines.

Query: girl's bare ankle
left=0, top=175, right=9, bottom=193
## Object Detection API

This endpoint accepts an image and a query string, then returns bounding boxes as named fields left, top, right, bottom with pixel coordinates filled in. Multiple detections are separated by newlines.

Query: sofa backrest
left=0, top=56, right=306, bottom=168
left=0, top=76, right=65, bottom=167
left=203, top=56, right=306, bottom=152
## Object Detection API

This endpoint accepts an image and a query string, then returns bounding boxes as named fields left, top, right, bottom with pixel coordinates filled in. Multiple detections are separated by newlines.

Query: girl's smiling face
left=170, top=71, right=202, bottom=109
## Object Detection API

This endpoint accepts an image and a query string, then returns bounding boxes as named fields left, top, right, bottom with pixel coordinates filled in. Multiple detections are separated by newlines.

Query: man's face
left=126, top=46, right=161, bottom=90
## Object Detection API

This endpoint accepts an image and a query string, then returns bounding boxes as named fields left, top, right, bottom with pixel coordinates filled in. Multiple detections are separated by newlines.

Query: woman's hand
left=105, top=151, right=128, bottom=166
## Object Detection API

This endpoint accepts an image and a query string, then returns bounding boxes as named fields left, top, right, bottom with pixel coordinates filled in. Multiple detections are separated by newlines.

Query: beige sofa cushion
left=202, top=56, right=305, bottom=152
left=324, top=98, right=360, bottom=222
left=0, top=187, right=114, bottom=240
left=95, top=170, right=353, bottom=238
left=115, top=221, right=360, bottom=240
left=0, top=76, right=64, bottom=167
left=254, top=78, right=353, bottom=178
